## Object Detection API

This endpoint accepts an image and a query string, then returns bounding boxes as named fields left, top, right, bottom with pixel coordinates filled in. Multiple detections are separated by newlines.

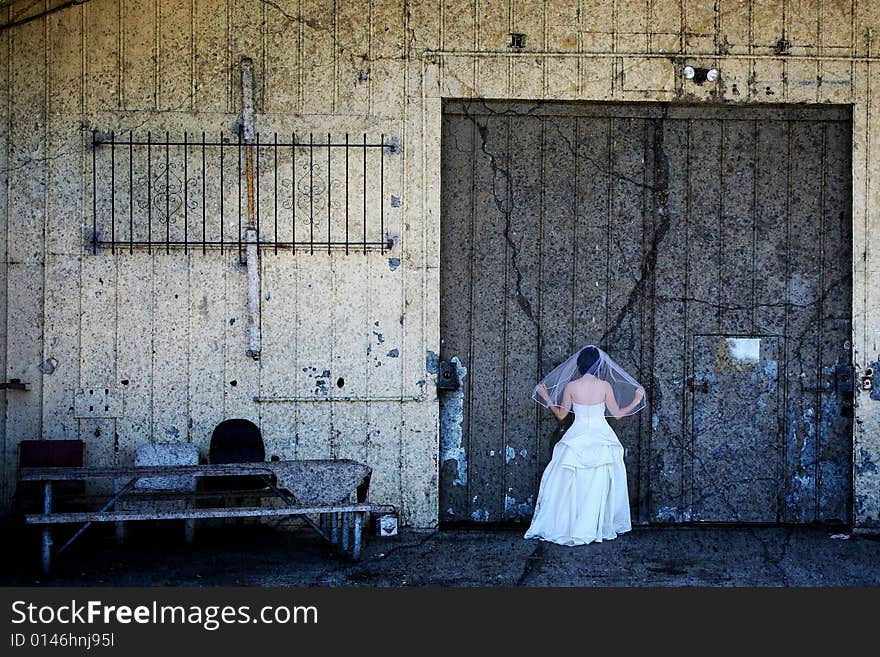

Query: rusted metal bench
left=20, top=460, right=390, bottom=575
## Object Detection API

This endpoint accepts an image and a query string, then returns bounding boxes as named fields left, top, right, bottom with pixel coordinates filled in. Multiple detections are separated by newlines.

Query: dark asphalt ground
left=2, top=520, right=879, bottom=587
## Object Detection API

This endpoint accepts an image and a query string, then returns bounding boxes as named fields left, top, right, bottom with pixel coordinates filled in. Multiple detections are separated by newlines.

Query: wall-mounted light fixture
left=683, top=66, right=719, bottom=84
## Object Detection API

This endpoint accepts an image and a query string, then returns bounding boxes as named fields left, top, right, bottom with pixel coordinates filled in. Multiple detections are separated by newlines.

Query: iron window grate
left=89, top=131, right=395, bottom=256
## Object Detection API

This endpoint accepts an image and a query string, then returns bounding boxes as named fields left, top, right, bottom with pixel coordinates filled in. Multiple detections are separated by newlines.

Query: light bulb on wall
left=682, top=65, right=719, bottom=84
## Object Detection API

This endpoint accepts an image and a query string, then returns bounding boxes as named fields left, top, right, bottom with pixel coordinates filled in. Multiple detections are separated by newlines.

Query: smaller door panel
left=691, top=335, right=782, bottom=522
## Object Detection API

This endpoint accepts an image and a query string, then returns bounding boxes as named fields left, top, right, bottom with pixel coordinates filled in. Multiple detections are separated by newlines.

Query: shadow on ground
left=2, top=520, right=878, bottom=587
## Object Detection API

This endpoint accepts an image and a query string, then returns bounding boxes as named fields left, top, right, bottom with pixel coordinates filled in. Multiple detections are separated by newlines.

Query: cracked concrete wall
left=1, top=0, right=880, bottom=530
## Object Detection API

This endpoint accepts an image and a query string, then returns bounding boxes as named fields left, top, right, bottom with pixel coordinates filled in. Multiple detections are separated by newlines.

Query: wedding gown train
left=524, top=402, right=632, bottom=546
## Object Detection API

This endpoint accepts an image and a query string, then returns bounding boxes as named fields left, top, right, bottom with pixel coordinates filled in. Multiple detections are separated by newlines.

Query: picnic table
left=20, top=460, right=389, bottom=574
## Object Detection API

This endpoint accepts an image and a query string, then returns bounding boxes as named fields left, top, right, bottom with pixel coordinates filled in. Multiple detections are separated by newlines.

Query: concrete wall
left=2, top=0, right=880, bottom=530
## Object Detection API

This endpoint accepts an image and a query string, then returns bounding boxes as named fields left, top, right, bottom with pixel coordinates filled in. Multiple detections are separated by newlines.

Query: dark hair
left=577, top=346, right=600, bottom=375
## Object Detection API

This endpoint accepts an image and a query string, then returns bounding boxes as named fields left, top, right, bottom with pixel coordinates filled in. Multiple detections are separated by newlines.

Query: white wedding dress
left=524, top=402, right=632, bottom=546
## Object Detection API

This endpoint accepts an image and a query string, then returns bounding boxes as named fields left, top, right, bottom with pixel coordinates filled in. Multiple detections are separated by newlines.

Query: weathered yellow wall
left=2, top=0, right=880, bottom=530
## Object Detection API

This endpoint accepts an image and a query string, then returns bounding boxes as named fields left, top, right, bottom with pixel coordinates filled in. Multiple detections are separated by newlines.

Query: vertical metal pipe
left=240, top=57, right=256, bottom=141
left=246, top=225, right=261, bottom=359
left=242, top=56, right=256, bottom=245
left=244, top=139, right=253, bottom=246
left=41, top=482, right=52, bottom=576
left=241, top=57, right=260, bottom=359
left=274, top=133, right=278, bottom=254
left=254, top=132, right=260, bottom=238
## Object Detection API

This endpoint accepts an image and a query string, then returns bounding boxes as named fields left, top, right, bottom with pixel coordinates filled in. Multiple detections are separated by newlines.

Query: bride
left=524, top=345, right=645, bottom=546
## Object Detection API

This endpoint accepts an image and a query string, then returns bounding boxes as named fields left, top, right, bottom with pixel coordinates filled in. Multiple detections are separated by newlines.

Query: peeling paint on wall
left=470, top=508, right=489, bottom=522
left=655, top=505, right=691, bottom=522
left=439, top=356, right=467, bottom=490
left=425, top=351, right=439, bottom=375
left=856, top=447, right=877, bottom=475
left=505, top=493, right=534, bottom=516
left=869, top=361, right=880, bottom=402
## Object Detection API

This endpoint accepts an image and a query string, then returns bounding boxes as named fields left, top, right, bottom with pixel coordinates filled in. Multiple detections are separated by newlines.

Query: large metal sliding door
left=439, top=100, right=853, bottom=525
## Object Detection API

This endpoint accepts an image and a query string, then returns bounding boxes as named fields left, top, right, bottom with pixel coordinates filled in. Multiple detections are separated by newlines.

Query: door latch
left=686, top=376, right=710, bottom=394
left=438, top=359, right=460, bottom=392
left=0, top=378, right=30, bottom=391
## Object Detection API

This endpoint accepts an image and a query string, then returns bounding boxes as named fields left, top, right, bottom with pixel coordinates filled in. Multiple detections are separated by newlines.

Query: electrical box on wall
left=74, top=386, right=123, bottom=418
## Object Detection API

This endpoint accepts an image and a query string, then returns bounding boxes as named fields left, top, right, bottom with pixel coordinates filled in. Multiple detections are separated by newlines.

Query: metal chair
left=202, top=419, right=271, bottom=491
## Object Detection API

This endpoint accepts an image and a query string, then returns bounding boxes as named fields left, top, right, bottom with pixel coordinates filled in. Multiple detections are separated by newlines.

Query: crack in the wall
left=259, top=0, right=414, bottom=62
left=258, top=0, right=325, bottom=33
left=549, top=120, right=658, bottom=192
left=460, top=101, right=542, bottom=342
left=545, top=116, right=662, bottom=316
left=600, top=112, right=671, bottom=347
left=0, top=148, right=78, bottom=176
